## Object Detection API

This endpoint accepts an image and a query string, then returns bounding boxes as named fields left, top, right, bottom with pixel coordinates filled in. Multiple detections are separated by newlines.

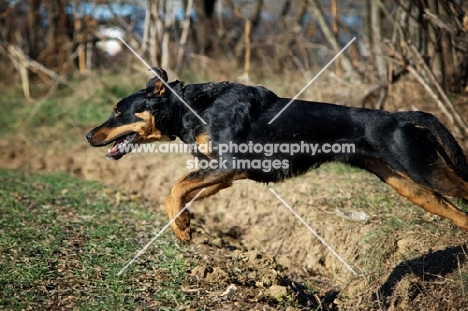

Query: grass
left=0, top=70, right=144, bottom=145
left=0, top=168, right=191, bottom=310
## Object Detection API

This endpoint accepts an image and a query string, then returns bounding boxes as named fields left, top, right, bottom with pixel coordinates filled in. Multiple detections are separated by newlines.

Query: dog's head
left=86, top=67, right=180, bottom=160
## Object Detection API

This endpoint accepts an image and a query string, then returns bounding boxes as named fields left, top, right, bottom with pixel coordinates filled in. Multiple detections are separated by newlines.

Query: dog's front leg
left=165, top=169, right=247, bottom=241
left=165, top=194, right=192, bottom=241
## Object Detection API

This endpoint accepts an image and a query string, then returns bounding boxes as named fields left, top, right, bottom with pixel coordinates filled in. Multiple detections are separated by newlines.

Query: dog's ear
left=150, top=67, right=168, bottom=82
left=146, top=78, right=165, bottom=97
left=146, top=67, right=168, bottom=97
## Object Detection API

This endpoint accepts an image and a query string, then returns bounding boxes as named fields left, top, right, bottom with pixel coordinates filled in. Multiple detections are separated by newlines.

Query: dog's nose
left=86, top=130, right=93, bottom=141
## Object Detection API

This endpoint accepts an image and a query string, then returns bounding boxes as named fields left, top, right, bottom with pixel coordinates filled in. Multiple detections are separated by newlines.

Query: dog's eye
left=114, top=110, right=121, bottom=118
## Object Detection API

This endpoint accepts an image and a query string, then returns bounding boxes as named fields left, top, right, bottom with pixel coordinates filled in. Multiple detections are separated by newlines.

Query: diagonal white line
left=268, top=188, right=358, bottom=275
left=117, top=188, right=206, bottom=276
left=117, top=37, right=207, bottom=125
left=268, top=37, right=356, bottom=124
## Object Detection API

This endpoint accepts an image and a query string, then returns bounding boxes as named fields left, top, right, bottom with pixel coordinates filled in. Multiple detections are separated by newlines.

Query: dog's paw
left=172, top=224, right=191, bottom=242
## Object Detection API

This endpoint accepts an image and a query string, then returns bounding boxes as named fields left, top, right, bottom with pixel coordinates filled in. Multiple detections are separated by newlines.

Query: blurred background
left=2, top=1, right=468, bottom=110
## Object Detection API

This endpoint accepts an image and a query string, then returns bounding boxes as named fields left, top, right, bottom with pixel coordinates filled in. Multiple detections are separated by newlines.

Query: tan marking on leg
left=185, top=182, right=233, bottom=201
left=165, top=171, right=248, bottom=241
left=430, top=161, right=468, bottom=199
left=362, top=158, right=468, bottom=231
left=165, top=182, right=233, bottom=241
left=385, top=175, right=468, bottom=230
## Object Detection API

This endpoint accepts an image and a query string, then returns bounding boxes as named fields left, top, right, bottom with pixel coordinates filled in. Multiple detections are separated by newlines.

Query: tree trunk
left=27, top=0, right=42, bottom=60
left=331, top=0, right=341, bottom=77
left=364, top=0, right=372, bottom=48
left=273, top=0, right=307, bottom=70
left=161, top=0, right=173, bottom=69
left=38, top=0, right=71, bottom=72
left=176, top=0, right=194, bottom=74
left=233, top=0, right=263, bottom=60
left=427, top=0, right=443, bottom=85
left=371, top=0, right=387, bottom=108
left=148, top=0, right=162, bottom=66
left=308, top=0, right=361, bottom=80
left=193, top=0, right=217, bottom=55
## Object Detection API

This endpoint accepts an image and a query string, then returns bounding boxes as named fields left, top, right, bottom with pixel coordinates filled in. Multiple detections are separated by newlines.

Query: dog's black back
left=161, top=81, right=467, bottom=189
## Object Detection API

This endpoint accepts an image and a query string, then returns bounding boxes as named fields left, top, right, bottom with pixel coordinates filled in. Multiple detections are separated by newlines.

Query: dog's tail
left=397, top=111, right=468, bottom=182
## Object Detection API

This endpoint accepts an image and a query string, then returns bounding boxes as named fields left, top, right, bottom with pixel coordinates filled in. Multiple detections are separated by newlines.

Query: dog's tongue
left=107, top=137, right=126, bottom=156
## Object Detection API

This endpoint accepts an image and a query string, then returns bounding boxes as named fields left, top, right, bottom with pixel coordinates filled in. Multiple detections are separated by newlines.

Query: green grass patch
left=319, top=162, right=363, bottom=174
left=0, top=71, right=145, bottom=140
left=0, top=96, right=24, bottom=135
left=0, top=169, right=191, bottom=310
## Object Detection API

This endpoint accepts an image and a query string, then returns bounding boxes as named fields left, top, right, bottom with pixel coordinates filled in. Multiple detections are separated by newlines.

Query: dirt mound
left=181, top=234, right=338, bottom=310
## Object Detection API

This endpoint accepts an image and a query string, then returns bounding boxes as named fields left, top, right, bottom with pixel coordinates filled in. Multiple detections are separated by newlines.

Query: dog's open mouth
left=106, top=133, right=138, bottom=160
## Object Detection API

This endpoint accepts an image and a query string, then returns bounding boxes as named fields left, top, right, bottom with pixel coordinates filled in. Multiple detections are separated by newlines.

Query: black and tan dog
left=87, top=68, right=468, bottom=241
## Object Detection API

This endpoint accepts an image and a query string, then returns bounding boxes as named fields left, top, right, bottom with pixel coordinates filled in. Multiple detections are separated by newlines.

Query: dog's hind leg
left=385, top=173, right=468, bottom=230
left=363, top=159, right=468, bottom=231
left=427, top=161, right=468, bottom=200
left=165, top=170, right=248, bottom=241
left=404, top=117, right=468, bottom=199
